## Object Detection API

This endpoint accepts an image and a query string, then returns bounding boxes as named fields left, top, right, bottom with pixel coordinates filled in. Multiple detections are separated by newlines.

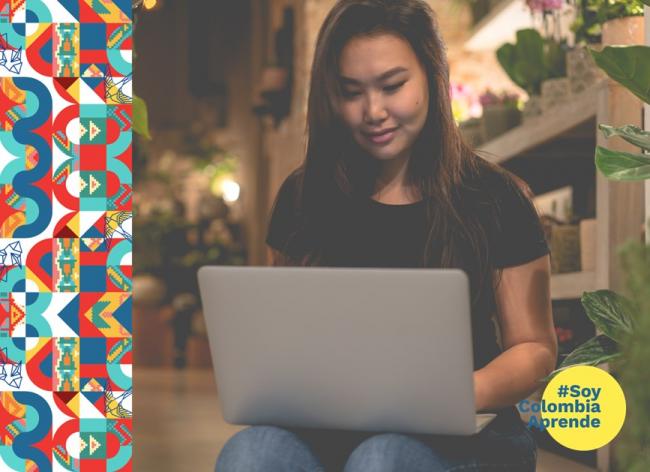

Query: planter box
left=459, top=118, right=484, bottom=147
left=566, top=45, right=605, bottom=95
left=541, top=78, right=570, bottom=113
left=522, top=95, right=543, bottom=122
left=480, top=105, right=521, bottom=141
left=550, top=224, right=581, bottom=274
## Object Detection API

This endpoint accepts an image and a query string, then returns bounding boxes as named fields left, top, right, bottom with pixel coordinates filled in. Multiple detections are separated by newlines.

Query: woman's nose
left=363, top=91, right=388, bottom=124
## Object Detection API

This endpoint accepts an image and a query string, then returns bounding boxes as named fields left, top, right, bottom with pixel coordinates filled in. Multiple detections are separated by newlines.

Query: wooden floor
left=134, top=368, right=595, bottom=471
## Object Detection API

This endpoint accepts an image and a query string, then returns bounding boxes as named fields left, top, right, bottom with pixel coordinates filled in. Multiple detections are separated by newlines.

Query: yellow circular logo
left=541, top=365, right=626, bottom=451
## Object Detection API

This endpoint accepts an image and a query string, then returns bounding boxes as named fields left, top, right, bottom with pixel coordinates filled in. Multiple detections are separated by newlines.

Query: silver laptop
left=198, top=266, right=496, bottom=435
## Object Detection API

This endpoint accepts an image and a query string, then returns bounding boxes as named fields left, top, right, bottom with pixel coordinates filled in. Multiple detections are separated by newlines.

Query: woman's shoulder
left=273, top=167, right=305, bottom=211
left=466, top=157, right=534, bottom=204
left=278, top=167, right=304, bottom=194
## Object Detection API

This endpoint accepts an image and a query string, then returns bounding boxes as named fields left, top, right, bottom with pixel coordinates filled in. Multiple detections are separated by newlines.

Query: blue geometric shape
left=57, top=295, right=80, bottom=335
left=40, top=352, right=52, bottom=378
left=80, top=266, right=106, bottom=292
left=80, top=337, right=106, bottom=364
left=80, top=23, right=106, bottom=50
left=41, top=38, right=52, bottom=64
left=112, top=297, right=131, bottom=334
left=57, top=0, right=79, bottom=21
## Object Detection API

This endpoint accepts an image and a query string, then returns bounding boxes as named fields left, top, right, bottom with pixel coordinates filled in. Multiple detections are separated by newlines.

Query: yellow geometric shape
left=0, top=78, right=26, bottom=109
left=88, top=120, right=101, bottom=141
left=65, top=393, right=80, bottom=417
left=70, top=78, right=80, bottom=103
left=82, top=64, right=104, bottom=78
left=0, top=212, right=25, bottom=238
left=25, top=146, right=38, bottom=170
left=82, top=238, right=104, bottom=252
left=25, top=268, right=52, bottom=293
left=83, top=293, right=131, bottom=337
left=0, top=392, right=25, bottom=420
left=82, top=378, right=104, bottom=393
left=62, top=213, right=81, bottom=237
left=88, top=174, right=101, bottom=194
left=26, top=338, right=50, bottom=363
left=82, top=0, right=130, bottom=22
left=89, top=435, right=101, bottom=455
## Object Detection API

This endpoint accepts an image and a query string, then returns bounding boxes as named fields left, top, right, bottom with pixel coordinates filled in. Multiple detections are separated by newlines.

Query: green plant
left=571, top=0, right=648, bottom=45
left=496, top=29, right=567, bottom=95
left=547, top=290, right=632, bottom=379
left=546, top=42, right=650, bottom=470
left=133, top=94, right=151, bottom=140
left=590, top=46, right=650, bottom=183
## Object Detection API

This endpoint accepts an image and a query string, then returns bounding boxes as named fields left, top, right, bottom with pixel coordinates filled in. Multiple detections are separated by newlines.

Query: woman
left=217, top=0, right=557, bottom=470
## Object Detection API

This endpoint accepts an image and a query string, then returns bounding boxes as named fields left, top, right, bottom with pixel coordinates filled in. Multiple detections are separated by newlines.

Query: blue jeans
left=215, top=412, right=537, bottom=471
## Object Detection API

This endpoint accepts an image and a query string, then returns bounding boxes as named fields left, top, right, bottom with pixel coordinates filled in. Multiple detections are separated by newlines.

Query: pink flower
left=526, top=0, right=563, bottom=12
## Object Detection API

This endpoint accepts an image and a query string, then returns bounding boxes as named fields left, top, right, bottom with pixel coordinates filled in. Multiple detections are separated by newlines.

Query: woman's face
left=336, top=32, right=430, bottom=165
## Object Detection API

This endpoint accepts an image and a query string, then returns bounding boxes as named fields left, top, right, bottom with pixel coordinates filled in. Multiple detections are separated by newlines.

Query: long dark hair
left=278, top=0, right=529, bottom=308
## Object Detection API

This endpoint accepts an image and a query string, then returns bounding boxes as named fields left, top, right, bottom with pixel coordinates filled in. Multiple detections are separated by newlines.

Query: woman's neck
left=371, top=151, right=420, bottom=204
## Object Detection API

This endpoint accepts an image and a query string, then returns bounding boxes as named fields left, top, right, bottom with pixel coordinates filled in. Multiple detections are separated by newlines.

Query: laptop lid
left=198, top=266, right=478, bottom=435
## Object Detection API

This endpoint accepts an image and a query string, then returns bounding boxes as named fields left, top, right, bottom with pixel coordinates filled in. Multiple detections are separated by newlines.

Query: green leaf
left=544, top=39, right=567, bottom=79
left=496, top=29, right=546, bottom=95
left=599, top=124, right=650, bottom=152
left=581, top=290, right=635, bottom=342
left=496, top=43, right=523, bottom=89
left=590, top=46, right=650, bottom=105
left=595, top=146, right=650, bottom=181
left=133, top=94, right=152, bottom=140
left=546, top=335, right=621, bottom=380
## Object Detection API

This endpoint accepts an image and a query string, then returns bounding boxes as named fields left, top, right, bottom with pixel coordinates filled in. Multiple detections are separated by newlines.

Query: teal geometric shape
left=80, top=198, right=107, bottom=211
left=80, top=432, right=106, bottom=459
left=80, top=117, right=106, bottom=144
left=80, top=171, right=106, bottom=198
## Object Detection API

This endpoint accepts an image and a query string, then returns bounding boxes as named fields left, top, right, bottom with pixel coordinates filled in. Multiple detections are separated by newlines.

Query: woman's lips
left=363, top=127, right=398, bottom=145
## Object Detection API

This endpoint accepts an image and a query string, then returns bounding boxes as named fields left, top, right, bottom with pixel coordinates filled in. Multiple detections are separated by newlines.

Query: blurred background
left=130, top=0, right=648, bottom=470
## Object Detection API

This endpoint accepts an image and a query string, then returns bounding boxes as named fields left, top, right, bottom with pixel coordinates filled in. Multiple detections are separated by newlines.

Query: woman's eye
left=384, top=81, right=406, bottom=93
left=342, top=90, right=362, bottom=99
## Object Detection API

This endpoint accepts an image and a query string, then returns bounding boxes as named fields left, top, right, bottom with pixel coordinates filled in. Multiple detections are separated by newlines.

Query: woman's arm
left=474, top=254, right=558, bottom=412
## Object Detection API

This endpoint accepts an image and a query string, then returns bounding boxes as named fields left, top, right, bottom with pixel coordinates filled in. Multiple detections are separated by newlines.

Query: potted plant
left=478, top=90, right=521, bottom=141
left=571, top=0, right=646, bottom=44
left=540, top=37, right=569, bottom=112
left=496, top=28, right=569, bottom=119
left=566, top=0, right=645, bottom=94
left=496, top=29, right=547, bottom=120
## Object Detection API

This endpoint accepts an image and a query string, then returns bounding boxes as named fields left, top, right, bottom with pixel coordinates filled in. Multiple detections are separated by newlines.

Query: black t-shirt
left=265, top=164, right=550, bottom=416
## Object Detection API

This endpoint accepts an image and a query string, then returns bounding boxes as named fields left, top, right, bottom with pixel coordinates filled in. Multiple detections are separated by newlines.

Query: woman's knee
left=343, top=433, right=445, bottom=472
left=215, top=425, right=323, bottom=472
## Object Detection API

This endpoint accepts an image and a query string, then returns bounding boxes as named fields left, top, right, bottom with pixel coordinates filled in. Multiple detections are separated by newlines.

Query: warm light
left=144, top=0, right=157, bottom=10
left=221, top=179, right=240, bottom=203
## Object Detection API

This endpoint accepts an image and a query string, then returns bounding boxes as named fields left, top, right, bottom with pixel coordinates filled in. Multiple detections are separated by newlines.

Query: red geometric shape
left=53, top=77, right=79, bottom=104
left=80, top=145, right=107, bottom=171
left=53, top=391, right=79, bottom=418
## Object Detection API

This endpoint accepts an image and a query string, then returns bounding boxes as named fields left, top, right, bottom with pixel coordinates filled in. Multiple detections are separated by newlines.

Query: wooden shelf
left=465, top=0, right=533, bottom=52
left=477, top=81, right=605, bottom=164
left=551, top=271, right=596, bottom=300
